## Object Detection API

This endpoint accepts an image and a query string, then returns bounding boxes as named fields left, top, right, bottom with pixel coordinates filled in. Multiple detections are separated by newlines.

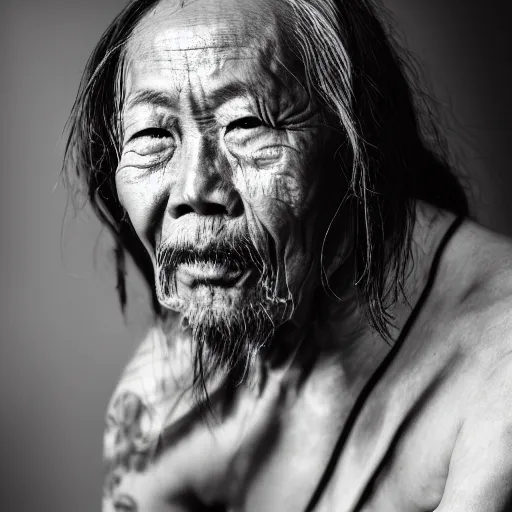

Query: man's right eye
left=123, top=128, right=175, bottom=157
left=131, top=127, right=172, bottom=140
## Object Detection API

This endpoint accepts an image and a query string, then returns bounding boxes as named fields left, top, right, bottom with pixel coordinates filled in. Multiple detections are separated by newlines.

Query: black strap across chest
left=302, top=215, right=465, bottom=512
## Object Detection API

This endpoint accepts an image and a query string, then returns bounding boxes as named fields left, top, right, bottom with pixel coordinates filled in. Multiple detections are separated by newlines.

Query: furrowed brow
left=125, top=89, right=178, bottom=110
left=125, top=82, right=256, bottom=114
left=206, top=82, right=253, bottom=108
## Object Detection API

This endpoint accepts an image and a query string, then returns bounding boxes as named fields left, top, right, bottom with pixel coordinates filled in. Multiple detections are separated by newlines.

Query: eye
left=130, top=127, right=171, bottom=141
left=225, top=117, right=264, bottom=133
left=122, top=127, right=175, bottom=158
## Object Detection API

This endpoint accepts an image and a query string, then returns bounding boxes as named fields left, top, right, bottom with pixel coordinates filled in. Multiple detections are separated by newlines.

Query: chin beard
left=155, top=232, right=293, bottom=400
left=180, top=293, right=279, bottom=399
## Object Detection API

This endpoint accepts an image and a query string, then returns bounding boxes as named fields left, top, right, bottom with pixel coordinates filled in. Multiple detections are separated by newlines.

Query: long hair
left=63, top=0, right=469, bottom=338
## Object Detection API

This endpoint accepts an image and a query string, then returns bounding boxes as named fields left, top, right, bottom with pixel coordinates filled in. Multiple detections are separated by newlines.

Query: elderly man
left=65, top=0, right=512, bottom=510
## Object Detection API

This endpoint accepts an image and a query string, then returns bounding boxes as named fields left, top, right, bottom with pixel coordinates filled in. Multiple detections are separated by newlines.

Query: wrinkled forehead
left=123, top=0, right=294, bottom=81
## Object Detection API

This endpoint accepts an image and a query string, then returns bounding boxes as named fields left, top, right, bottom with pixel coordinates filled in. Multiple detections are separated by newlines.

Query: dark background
left=0, top=1, right=511, bottom=510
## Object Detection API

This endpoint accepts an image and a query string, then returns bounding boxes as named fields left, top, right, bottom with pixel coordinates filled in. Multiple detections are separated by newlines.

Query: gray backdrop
left=1, top=0, right=511, bottom=510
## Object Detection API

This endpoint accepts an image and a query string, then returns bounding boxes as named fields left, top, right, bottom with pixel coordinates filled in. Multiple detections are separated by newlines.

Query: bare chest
left=233, top=373, right=460, bottom=512
left=228, top=322, right=471, bottom=512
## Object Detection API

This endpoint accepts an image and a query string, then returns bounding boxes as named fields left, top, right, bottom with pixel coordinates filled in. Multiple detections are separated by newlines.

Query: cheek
left=115, top=173, right=163, bottom=255
left=230, top=135, right=320, bottom=220
left=231, top=160, right=311, bottom=265
left=229, top=143, right=323, bottom=291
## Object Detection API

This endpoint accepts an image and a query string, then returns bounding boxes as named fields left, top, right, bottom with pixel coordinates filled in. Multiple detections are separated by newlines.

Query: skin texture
left=104, top=210, right=512, bottom=512
left=105, top=0, right=512, bottom=511
left=116, top=0, right=334, bottom=323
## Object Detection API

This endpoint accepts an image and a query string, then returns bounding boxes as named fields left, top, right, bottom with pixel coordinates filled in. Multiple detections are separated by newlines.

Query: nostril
left=229, top=197, right=244, bottom=217
left=205, top=203, right=229, bottom=216
left=173, top=204, right=195, bottom=218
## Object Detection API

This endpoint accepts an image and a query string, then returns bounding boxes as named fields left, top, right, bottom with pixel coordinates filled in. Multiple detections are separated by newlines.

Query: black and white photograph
left=1, top=1, right=512, bottom=511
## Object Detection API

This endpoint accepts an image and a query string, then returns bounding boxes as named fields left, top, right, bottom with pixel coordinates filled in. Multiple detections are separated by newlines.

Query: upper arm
left=101, top=325, right=202, bottom=511
left=435, top=357, right=512, bottom=512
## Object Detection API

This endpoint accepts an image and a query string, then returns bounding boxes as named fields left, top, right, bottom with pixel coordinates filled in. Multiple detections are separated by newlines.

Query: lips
left=176, top=262, right=253, bottom=288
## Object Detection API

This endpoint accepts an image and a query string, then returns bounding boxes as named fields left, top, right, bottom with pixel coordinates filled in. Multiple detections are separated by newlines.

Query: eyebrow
left=125, top=81, right=257, bottom=112
left=206, top=82, right=253, bottom=107
left=125, top=89, right=178, bottom=110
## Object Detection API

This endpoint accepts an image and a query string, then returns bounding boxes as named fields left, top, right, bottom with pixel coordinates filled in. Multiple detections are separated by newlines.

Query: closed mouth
left=176, top=263, right=254, bottom=288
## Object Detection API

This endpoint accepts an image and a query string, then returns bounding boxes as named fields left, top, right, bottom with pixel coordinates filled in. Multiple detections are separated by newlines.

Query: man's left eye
left=225, top=117, right=264, bottom=133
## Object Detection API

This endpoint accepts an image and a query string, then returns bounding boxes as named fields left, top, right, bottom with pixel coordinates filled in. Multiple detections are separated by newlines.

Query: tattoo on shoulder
left=104, top=492, right=139, bottom=512
left=103, top=389, right=156, bottom=501
left=102, top=325, right=198, bottom=504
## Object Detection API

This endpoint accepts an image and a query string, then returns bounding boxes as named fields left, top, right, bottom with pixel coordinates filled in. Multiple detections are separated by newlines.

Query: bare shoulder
left=432, top=220, right=512, bottom=511
left=448, top=219, right=512, bottom=355
left=453, top=220, right=512, bottom=428
left=436, top=218, right=512, bottom=385
left=105, top=318, right=195, bottom=430
left=102, top=319, right=204, bottom=510
left=105, top=318, right=197, bottom=442
left=101, top=319, right=263, bottom=510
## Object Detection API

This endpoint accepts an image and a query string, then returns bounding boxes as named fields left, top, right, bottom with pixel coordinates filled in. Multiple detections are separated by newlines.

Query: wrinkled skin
left=107, top=1, right=512, bottom=511
left=116, top=0, right=338, bottom=329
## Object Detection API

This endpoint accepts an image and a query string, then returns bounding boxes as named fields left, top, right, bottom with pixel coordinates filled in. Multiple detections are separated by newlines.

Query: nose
left=167, top=137, right=243, bottom=219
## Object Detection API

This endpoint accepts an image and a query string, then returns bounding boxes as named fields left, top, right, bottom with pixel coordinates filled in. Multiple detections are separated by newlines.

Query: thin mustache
left=157, top=216, right=245, bottom=249
left=155, top=228, right=292, bottom=313
left=156, top=236, right=266, bottom=273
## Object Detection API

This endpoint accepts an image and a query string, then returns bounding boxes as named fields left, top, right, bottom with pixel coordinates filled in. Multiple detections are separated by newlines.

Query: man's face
left=116, top=0, right=336, bottom=378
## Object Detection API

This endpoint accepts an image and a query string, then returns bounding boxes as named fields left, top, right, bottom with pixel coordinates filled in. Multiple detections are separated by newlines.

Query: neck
left=267, top=202, right=457, bottom=396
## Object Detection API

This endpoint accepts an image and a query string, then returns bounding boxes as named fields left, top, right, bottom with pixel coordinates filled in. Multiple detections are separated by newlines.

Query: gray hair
left=63, top=0, right=469, bottom=338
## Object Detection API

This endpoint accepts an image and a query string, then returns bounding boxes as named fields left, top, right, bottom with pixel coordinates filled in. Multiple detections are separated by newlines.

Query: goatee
left=155, top=231, right=293, bottom=400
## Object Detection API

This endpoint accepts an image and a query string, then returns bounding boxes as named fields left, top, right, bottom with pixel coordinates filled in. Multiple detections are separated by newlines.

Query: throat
left=214, top=325, right=391, bottom=511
